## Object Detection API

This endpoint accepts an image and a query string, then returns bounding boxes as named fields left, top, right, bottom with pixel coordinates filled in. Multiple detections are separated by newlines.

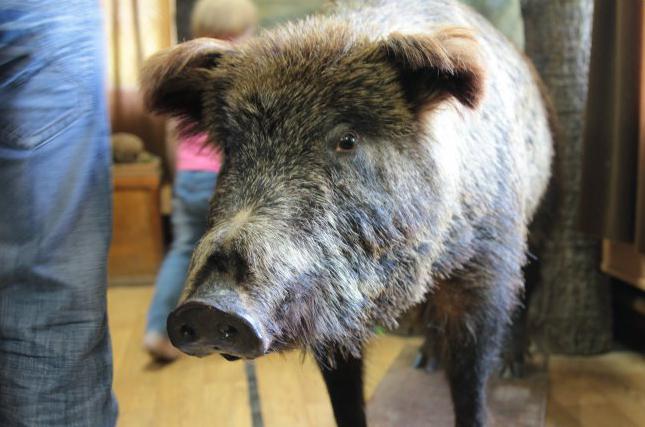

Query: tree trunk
left=176, top=0, right=198, bottom=42
left=521, top=0, right=612, bottom=354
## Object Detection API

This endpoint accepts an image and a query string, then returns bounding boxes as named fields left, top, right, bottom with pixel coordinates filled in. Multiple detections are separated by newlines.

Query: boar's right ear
left=140, top=38, right=234, bottom=122
left=378, top=28, right=485, bottom=112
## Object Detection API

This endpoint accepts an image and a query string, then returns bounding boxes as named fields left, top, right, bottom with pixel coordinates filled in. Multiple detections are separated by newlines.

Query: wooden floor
left=108, top=286, right=645, bottom=427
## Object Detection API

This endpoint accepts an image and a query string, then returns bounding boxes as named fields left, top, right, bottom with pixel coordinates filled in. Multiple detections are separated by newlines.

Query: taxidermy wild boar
left=141, top=0, right=554, bottom=425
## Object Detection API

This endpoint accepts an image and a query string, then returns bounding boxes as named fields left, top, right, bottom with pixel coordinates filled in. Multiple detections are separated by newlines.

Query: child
left=143, top=0, right=258, bottom=361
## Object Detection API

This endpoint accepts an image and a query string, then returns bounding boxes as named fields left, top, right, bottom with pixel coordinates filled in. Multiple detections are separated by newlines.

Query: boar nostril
left=218, top=324, right=238, bottom=340
left=179, top=324, right=197, bottom=342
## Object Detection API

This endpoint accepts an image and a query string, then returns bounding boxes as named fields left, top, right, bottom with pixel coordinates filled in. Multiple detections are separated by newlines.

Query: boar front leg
left=430, top=271, right=516, bottom=427
left=317, top=350, right=366, bottom=427
left=500, top=251, right=540, bottom=379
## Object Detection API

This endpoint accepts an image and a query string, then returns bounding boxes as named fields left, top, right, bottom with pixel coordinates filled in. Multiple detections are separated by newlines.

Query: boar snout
left=167, top=292, right=269, bottom=360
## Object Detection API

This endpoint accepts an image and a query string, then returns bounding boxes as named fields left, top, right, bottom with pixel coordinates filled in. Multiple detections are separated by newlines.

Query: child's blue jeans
left=146, top=171, right=218, bottom=335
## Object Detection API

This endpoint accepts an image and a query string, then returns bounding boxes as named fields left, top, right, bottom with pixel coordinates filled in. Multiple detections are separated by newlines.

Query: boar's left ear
left=140, top=38, right=235, bottom=122
left=377, top=27, right=485, bottom=112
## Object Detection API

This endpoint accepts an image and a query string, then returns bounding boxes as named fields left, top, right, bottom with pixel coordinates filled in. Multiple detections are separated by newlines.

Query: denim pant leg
left=0, top=1, right=117, bottom=426
left=146, top=171, right=217, bottom=335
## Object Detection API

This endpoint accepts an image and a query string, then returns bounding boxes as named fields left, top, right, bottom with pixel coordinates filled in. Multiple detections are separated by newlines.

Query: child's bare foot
left=143, top=331, right=181, bottom=362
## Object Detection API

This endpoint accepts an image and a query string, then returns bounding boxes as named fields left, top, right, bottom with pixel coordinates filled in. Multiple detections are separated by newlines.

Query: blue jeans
left=146, top=171, right=217, bottom=335
left=0, top=1, right=118, bottom=426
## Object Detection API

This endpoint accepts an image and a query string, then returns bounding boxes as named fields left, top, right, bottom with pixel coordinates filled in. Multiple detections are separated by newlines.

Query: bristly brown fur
left=141, top=0, right=554, bottom=424
left=140, top=0, right=554, bottom=356
left=141, top=22, right=486, bottom=136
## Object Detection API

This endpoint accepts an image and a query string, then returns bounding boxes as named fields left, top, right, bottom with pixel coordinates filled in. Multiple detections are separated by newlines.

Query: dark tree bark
left=521, top=0, right=612, bottom=354
left=176, top=0, right=198, bottom=42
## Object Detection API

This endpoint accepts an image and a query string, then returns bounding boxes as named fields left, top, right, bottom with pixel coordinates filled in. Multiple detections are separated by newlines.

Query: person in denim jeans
left=0, top=1, right=118, bottom=426
left=143, top=0, right=258, bottom=361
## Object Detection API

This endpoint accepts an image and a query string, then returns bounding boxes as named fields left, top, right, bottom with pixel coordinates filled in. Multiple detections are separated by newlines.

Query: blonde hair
left=190, top=0, right=259, bottom=39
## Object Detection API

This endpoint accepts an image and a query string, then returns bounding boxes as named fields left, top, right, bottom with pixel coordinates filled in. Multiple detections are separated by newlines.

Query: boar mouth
left=221, top=353, right=241, bottom=361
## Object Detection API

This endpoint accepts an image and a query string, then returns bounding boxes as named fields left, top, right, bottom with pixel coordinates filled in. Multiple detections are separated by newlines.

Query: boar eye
left=336, top=132, right=359, bottom=152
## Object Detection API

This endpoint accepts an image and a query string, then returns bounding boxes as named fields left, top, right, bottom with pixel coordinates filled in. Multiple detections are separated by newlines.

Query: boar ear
left=378, top=28, right=485, bottom=111
left=140, top=38, right=235, bottom=122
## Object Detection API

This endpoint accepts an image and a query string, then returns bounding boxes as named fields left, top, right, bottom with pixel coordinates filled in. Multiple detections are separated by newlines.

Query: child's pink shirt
left=176, top=133, right=222, bottom=173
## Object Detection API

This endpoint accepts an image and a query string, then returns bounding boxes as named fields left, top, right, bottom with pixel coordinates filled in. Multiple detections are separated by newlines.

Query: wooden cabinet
left=602, top=240, right=645, bottom=292
left=108, top=160, right=163, bottom=286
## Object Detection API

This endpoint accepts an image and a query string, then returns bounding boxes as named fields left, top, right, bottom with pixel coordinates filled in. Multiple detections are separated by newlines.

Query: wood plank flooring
left=108, top=286, right=645, bottom=427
